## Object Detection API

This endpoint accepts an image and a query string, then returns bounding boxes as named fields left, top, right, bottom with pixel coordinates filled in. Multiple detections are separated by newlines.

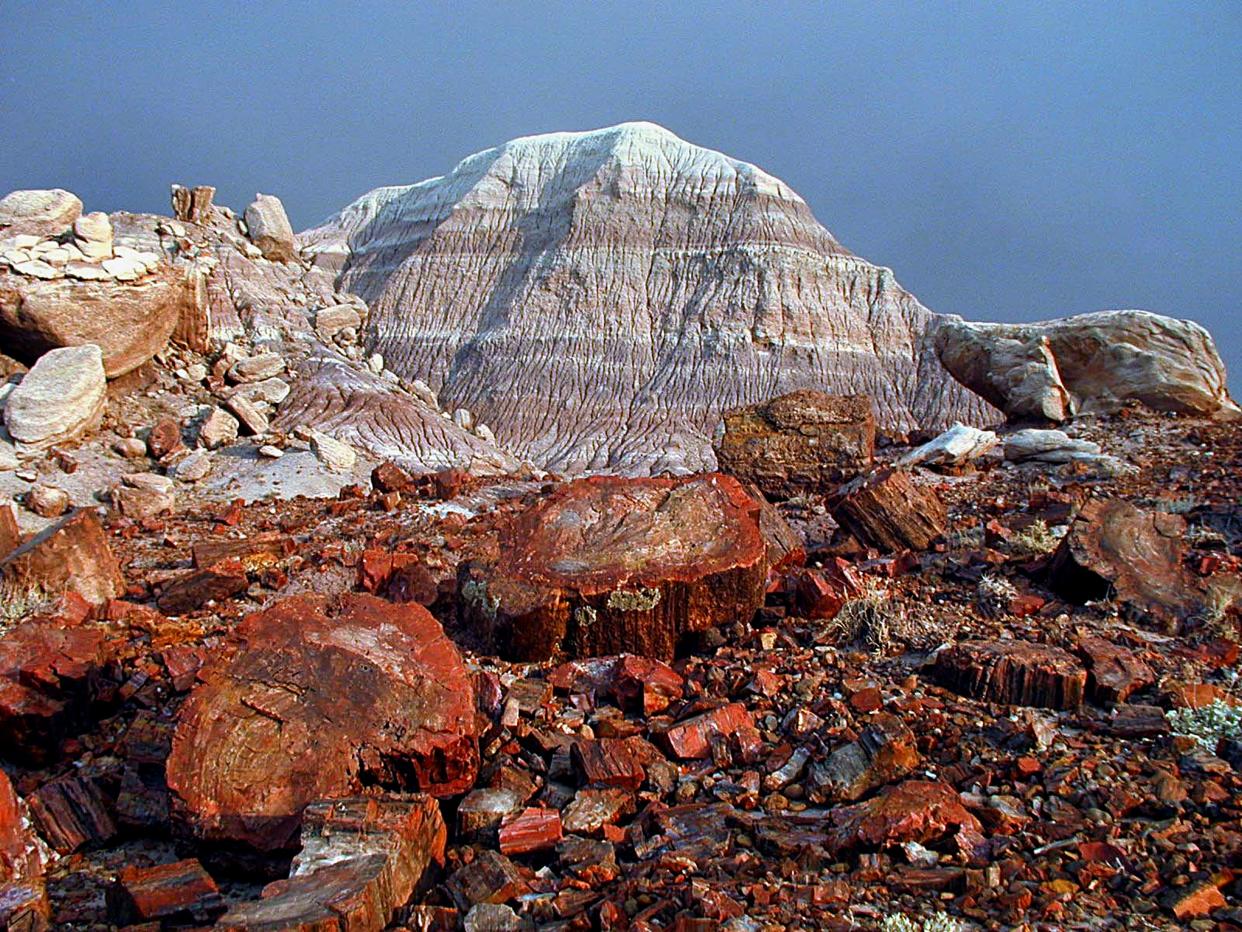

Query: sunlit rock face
left=301, top=122, right=995, bottom=474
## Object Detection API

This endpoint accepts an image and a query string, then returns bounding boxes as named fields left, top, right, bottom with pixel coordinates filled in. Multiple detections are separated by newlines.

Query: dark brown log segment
left=931, top=639, right=1087, bottom=710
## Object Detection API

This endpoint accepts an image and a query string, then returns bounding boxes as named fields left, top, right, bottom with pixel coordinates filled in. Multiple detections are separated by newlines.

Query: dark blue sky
left=2, top=2, right=1238, bottom=385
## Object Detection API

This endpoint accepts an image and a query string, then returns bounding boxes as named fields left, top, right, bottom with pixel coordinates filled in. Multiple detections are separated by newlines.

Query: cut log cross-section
left=458, top=474, right=767, bottom=661
left=166, top=594, right=478, bottom=851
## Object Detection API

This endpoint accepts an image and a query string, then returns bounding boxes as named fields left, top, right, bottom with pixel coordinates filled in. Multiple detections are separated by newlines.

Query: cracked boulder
left=458, top=474, right=767, bottom=661
left=166, top=594, right=478, bottom=851
left=935, top=310, right=1239, bottom=421
left=0, top=264, right=199, bottom=378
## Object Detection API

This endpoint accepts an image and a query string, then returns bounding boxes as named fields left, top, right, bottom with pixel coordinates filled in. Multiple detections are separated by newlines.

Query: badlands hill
left=300, top=122, right=995, bottom=474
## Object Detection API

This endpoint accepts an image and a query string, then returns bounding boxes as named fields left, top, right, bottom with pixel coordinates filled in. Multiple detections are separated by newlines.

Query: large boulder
left=935, top=311, right=1238, bottom=421
left=0, top=509, right=125, bottom=605
left=0, top=266, right=197, bottom=378
left=458, top=474, right=767, bottom=661
left=713, top=390, right=875, bottom=498
left=243, top=193, right=297, bottom=263
left=166, top=594, right=478, bottom=851
left=0, top=189, right=81, bottom=239
left=3, top=344, right=106, bottom=449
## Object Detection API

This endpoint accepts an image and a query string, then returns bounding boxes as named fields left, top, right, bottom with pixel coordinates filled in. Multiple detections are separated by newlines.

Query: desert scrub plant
left=940, top=523, right=984, bottom=552
left=880, top=912, right=962, bottom=932
left=0, top=583, right=55, bottom=636
left=1166, top=699, right=1242, bottom=751
left=1009, top=519, right=1060, bottom=558
left=976, top=573, right=1018, bottom=618
left=827, top=583, right=901, bottom=652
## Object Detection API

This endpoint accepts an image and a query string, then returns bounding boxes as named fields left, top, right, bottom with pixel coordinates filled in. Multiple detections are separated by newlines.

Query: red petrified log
left=573, top=738, right=647, bottom=790
left=26, top=774, right=116, bottom=854
left=660, top=702, right=755, bottom=760
left=792, top=558, right=864, bottom=620
left=166, top=594, right=477, bottom=851
left=830, top=468, right=947, bottom=552
left=0, top=509, right=124, bottom=604
left=458, top=474, right=767, bottom=662
left=498, top=807, right=563, bottom=856
left=1048, top=498, right=1204, bottom=631
left=0, top=769, right=45, bottom=886
left=1077, top=633, right=1155, bottom=704
left=156, top=558, right=249, bottom=615
left=106, top=859, right=225, bottom=926
left=220, top=794, right=447, bottom=930
left=931, top=639, right=1087, bottom=710
left=825, top=779, right=985, bottom=858
left=0, top=609, right=117, bottom=764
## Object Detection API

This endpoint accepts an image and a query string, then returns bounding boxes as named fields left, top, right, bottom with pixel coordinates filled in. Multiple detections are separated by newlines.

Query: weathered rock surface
left=931, top=640, right=1087, bottom=709
left=0, top=189, right=81, bottom=238
left=71, top=212, right=112, bottom=261
left=166, top=594, right=478, bottom=850
left=243, top=193, right=297, bottom=262
left=458, top=474, right=766, bottom=661
left=1048, top=498, right=1204, bottom=630
left=713, top=390, right=874, bottom=498
left=1077, top=633, right=1155, bottom=704
left=0, top=509, right=125, bottom=604
left=169, top=184, right=215, bottom=223
left=830, top=468, right=947, bottom=552
left=273, top=355, right=520, bottom=475
left=300, top=122, right=994, bottom=474
left=3, top=344, right=106, bottom=449
left=935, top=311, right=1238, bottom=421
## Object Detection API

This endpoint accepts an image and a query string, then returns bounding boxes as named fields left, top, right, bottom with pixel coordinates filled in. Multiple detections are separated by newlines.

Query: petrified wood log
left=26, top=775, right=115, bottom=854
left=106, top=859, right=225, bottom=927
left=0, top=609, right=118, bottom=764
left=0, top=769, right=45, bottom=886
left=0, top=509, right=124, bottom=605
left=1048, top=497, right=1204, bottom=631
left=931, top=639, right=1087, bottom=710
left=714, top=391, right=875, bottom=498
left=166, top=594, right=477, bottom=851
left=825, top=779, right=985, bottom=859
left=458, top=474, right=766, bottom=661
left=1077, top=633, right=1155, bottom=704
left=830, top=468, right=947, bottom=552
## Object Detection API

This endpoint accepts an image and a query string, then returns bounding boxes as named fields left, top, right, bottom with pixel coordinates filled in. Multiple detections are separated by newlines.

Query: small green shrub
left=1166, top=699, right=1242, bottom=750
left=880, top=912, right=962, bottom=932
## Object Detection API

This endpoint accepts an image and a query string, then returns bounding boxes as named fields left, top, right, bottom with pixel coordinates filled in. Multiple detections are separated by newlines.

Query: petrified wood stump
left=1048, top=497, right=1203, bottom=631
left=458, top=474, right=767, bottom=662
left=166, top=594, right=477, bottom=851
left=931, top=639, right=1087, bottom=710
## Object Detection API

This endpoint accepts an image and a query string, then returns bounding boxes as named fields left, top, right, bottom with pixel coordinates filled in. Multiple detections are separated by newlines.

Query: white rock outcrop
left=300, top=122, right=995, bottom=474
left=935, top=311, right=1238, bottom=422
left=244, top=194, right=297, bottom=263
left=0, top=188, right=82, bottom=238
left=3, top=344, right=107, bottom=449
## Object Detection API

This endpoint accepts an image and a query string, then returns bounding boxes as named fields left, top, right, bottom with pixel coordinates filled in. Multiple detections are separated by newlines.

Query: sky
left=2, top=1, right=1238, bottom=386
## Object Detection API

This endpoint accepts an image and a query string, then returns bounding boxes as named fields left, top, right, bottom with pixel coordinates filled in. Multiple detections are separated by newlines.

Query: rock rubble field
left=0, top=123, right=1239, bottom=930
